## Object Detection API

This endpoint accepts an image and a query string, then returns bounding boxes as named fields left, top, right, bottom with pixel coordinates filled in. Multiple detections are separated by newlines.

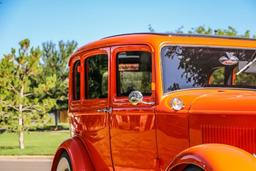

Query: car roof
left=70, top=33, right=256, bottom=65
left=102, top=32, right=256, bottom=41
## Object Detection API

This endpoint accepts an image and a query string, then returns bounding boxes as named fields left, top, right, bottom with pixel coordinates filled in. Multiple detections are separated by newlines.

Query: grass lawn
left=0, top=131, right=70, bottom=155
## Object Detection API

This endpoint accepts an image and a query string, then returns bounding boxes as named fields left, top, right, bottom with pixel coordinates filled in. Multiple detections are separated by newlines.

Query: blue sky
left=0, top=0, right=256, bottom=56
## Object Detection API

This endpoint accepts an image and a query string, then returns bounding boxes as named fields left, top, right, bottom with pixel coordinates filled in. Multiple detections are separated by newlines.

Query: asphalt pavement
left=0, top=156, right=53, bottom=171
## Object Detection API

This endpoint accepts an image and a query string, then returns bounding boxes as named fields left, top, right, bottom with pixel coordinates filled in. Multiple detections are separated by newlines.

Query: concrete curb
left=0, top=156, right=53, bottom=160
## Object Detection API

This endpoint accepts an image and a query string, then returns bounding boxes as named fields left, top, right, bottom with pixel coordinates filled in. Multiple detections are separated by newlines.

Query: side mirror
left=128, top=91, right=143, bottom=105
left=128, top=91, right=155, bottom=106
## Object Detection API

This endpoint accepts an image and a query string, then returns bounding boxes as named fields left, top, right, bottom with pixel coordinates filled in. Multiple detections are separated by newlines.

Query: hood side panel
left=190, top=114, right=256, bottom=154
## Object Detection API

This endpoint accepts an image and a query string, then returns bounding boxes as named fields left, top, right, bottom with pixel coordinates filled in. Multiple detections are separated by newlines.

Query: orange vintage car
left=52, top=33, right=256, bottom=171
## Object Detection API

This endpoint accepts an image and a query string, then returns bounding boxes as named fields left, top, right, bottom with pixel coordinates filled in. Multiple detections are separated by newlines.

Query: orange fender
left=167, top=144, right=256, bottom=171
left=51, top=136, right=94, bottom=171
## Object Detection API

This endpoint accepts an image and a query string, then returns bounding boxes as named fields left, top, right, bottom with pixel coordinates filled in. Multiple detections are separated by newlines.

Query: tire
left=183, top=164, right=204, bottom=171
left=56, top=151, right=72, bottom=171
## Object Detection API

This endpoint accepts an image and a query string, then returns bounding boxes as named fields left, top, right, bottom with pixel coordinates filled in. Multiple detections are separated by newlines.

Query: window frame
left=111, top=45, right=155, bottom=107
left=116, top=51, right=152, bottom=97
left=81, top=48, right=110, bottom=102
left=85, top=54, right=109, bottom=99
left=160, top=44, right=256, bottom=94
left=72, top=60, right=81, bottom=100
left=70, top=56, right=81, bottom=102
left=69, top=55, right=81, bottom=112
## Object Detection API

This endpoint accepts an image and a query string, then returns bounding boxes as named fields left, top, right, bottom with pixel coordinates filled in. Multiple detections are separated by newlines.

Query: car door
left=77, top=48, right=114, bottom=170
left=110, top=45, right=157, bottom=170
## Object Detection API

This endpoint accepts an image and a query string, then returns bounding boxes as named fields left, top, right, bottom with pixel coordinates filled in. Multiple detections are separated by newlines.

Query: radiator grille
left=201, top=124, right=256, bottom=153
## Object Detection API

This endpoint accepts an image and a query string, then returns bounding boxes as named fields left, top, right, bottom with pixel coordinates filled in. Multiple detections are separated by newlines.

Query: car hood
left=158, top=88, right=256, bottom=114
left=189, top=89, right=256, bottom=114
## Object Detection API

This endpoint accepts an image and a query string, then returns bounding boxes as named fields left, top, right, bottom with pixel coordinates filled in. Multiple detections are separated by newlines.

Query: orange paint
left=52, top=33, right=256, bottom=171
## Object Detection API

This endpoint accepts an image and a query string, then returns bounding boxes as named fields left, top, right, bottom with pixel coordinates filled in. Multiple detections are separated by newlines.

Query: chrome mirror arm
left=128, top=91, right=155, bottom=106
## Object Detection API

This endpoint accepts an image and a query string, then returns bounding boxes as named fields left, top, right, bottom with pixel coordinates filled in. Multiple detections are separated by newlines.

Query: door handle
left=97, top=107, right=112, bottom=113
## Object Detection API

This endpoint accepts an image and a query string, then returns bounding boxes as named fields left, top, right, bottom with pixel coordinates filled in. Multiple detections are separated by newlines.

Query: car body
left=52, top=33, right=256, bottom=171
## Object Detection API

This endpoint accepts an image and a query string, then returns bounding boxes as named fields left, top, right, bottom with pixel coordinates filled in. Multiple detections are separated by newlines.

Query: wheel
left=56, top=151, right=72, bottom=171
left=183, top=164, right=204, bottom=171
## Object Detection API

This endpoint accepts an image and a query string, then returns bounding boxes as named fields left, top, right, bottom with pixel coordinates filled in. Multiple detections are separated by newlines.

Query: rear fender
left=167, top=144, right=256, bottom=171
left=51, top=136, right=94, bottom=171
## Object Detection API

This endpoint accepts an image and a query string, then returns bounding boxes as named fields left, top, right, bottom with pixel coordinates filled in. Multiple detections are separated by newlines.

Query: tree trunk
left=18, top=116, right=24, bottom=149
left=18, top=85, right=24, bottom=149
left=54, top=109, right=59, bottom=130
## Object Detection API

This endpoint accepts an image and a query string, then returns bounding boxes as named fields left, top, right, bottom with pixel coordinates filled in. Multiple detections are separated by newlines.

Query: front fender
left=51, top=136, right=94, bottom=171
left=167, top=144, right=256, bottom=171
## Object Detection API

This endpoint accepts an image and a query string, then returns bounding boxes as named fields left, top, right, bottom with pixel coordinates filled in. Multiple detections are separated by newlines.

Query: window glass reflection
left=161, top=46, right=256, bottom=93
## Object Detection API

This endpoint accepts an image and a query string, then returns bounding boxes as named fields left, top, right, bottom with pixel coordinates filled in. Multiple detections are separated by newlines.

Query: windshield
left=161, top=46, right=256, bottom=93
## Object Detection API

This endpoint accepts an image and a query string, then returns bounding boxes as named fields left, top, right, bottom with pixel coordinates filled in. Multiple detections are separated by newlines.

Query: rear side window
left=85, top=54, right=108, bottom=99
left=72, top=60, right=80, bottom=100
left=117, top=51, right=152, bottom=96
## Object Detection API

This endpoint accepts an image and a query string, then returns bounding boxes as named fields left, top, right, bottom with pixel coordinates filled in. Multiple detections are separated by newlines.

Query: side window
left=85, top=54, right=108, bottom=99
left=73, top=60, right=80, bottom=100
left=117, top=51, right=152, bottom=96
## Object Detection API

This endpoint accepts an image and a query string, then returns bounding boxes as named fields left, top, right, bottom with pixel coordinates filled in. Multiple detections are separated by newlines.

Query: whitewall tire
left=56, top=151, right=72, bottom=171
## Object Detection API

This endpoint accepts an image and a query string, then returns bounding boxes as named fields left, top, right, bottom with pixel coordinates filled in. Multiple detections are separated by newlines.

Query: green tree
left=0, top=39, right=55, bottom=149
left=40, top=40, right=77, bottom=127
left=188, top=25, right=213, bottom=35
left=149, top=25, right=255, bottom=38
